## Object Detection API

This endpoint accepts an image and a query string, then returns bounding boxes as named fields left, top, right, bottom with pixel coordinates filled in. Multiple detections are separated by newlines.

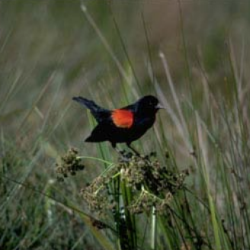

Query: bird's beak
left=156, top=103, right=164, bottom=110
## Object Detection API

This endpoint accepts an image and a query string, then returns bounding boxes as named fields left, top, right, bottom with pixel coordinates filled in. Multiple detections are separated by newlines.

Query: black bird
left=72, top=95, right=162, bottom=154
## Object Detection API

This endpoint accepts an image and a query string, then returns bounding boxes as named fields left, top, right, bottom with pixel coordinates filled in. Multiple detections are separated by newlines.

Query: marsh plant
left=56, top=148, right=212, bottom=250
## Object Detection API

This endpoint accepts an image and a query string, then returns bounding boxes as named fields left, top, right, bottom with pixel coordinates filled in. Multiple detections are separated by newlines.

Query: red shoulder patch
left=112, top=109, right=134, bottom=128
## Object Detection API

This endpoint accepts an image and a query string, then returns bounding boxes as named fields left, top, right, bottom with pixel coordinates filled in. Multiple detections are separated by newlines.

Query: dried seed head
left=55, top=147, right=85, bottom=181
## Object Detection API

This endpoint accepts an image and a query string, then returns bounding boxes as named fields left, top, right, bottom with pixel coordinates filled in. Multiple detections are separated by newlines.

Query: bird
left=72, top=95, right=163, bottom=155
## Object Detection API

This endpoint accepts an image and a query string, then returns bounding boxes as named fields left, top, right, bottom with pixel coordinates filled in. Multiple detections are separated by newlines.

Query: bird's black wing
left=119, top=103, right=135, bottom=112
left=72, top=96, right=111, bottom=123
left=85, top=123, right=109, bottom=142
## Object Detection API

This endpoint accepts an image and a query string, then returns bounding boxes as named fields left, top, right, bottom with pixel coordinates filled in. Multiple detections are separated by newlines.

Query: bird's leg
left=113, top=145, right=124, bottom=156
left=126, top=143, right=140, bottom=156
left=111, top=142, right=126, bottom=158
left=111, top=142, right=133, bottom=161
left=127, top=143, right=153, bottom=165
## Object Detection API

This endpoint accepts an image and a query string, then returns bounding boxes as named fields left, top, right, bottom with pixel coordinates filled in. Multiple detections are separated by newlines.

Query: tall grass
left=1, top=1, right=250, bottom=250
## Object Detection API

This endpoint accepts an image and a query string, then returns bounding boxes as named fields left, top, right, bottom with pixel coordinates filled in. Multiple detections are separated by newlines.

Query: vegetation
left=1, top=1, right=250, bottom=249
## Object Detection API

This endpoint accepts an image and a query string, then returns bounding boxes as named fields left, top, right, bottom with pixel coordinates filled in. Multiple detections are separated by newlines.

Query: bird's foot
left=117, top=151, right=157, bottom=164
left=114, top=147, right=156, bottom=163
left=117, top=150, right=134, bottom=162
left=113, top=148, right=131, bottom=162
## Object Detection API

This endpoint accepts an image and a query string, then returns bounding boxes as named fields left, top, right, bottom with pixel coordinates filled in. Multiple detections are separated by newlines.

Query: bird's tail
left=72, top=96, right=110, bottom=123
left=73, top=96, right=99, bottom=111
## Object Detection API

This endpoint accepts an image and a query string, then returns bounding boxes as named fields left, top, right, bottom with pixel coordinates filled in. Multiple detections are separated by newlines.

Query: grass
left=1, top=1, right=250, bottom=249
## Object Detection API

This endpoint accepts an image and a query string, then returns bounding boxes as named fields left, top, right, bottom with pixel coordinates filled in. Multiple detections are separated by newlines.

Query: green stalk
left=151, top=206, right=157, bottom=250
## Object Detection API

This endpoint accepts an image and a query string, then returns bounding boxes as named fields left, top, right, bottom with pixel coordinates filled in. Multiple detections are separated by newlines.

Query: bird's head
left=136, top=95, right=163, bottom=115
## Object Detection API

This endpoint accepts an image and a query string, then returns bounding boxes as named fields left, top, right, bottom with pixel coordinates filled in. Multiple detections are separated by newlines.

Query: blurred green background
left=1, top=0, right=249, bottom=141
left=1, top=0, right=249, bottom=144
left=1, top=0, right=250, bottom=249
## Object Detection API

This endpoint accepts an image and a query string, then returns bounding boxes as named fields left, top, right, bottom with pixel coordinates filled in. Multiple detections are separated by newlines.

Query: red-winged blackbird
left=72, top=95, right=162, bottom=154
